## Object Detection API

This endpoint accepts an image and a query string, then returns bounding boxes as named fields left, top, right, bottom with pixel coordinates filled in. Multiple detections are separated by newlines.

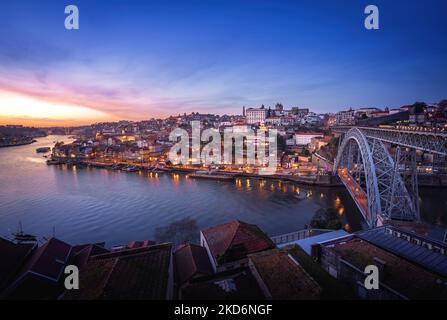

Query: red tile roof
left=174, top=244, right=213, bottom=285
left=180, top=268, right=265, bottom=300
left=20, top=238, right=72, bottom=281
left=0, top=237, right=36, bottom=291
left=63, top=243, right=173, bottom=300
left=70, top=243, right=110, bottom=268
left=201, top=220, right=276, bottom=265
left=127, top=240, right=156, bottom=249
left=329, top=238, right=447, bottom=299
left=248, top=249, right=322, bottom=300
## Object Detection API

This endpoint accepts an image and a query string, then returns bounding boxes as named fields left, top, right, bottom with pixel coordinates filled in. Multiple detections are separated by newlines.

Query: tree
left=310, top=208, right=342, bottom=230
left=412, top=102, right=427, bottom=114
left=439, top=100, right=447, bottom=114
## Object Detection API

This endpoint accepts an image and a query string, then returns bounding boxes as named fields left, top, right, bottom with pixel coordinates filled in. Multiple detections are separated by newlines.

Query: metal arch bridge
left=332, top=126, right=447, bottom=228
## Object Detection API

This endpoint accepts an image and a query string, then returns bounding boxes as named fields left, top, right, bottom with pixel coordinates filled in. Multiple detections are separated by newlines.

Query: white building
left=246, top=107, right=267, bottom=125
left=336, top=109, right=356, bottom=125
left=295, top=132, right=323, bottom=146
left=300, top=114, right=321, bottom=126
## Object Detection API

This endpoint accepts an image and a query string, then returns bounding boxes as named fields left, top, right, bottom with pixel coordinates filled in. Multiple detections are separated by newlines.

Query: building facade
left=246, top=107, right=267, bottom=125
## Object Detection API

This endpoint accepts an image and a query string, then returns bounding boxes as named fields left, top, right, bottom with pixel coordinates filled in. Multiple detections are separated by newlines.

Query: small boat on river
left=12, top=222, right=37, bottom=243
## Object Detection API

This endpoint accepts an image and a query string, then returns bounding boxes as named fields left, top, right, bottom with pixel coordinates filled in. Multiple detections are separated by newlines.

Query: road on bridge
left=338, top=168, right=370, bottom=223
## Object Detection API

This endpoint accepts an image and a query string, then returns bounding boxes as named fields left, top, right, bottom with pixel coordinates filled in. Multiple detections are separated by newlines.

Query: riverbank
left=44, top=154, right=447, bottom=188
left=1, top=135, right=369, bottom=248
left=47, top=158, right=345, bottom=187
left=188, top=173, right=236, bottom=181
left=2, top=135, right=445, bottom=246
left=0, top=139, right=36, bottom=148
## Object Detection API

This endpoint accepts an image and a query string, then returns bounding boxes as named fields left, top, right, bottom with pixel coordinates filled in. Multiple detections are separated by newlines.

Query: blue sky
left=0, top=0, right=446, bottom=125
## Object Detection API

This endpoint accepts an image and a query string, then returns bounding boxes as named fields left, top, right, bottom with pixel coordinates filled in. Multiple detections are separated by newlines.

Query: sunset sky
left=0, top=0, right=446, bottom=127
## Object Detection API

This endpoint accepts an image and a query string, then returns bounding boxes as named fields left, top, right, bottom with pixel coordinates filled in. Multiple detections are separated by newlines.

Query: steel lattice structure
left=333, top=126, right=447, bottom=156
left=334, top=128, right=419, bottom=227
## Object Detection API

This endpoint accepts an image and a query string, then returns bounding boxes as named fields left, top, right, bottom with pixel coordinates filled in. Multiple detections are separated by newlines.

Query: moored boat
left=36, top=147, right=51, bottom=153
left=12, top=222, right=37, bottom=243
left=188, top=172, right=236, bottom=181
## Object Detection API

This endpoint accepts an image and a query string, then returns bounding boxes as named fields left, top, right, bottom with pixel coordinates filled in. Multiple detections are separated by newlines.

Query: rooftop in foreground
left=201, top=220, right=276, bottom=265
left=248, top=249, right=322, bottom=300
left=63, top=243, right=173, bottom=300
left=330, top=237, right=447, bottom=300
left=356, top=227, right=447, bottom=277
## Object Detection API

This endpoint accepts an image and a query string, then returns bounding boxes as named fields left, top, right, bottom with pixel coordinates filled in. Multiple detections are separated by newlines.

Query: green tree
left=310, top=208, right=342, bottom=230
left=439, top=100, right=447, bottom=115
left=412, top=102, right=427, bottom=114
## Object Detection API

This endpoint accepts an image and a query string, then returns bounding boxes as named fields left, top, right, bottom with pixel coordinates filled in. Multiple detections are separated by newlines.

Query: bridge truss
left=333, top=126, right=447, bottom=155
left=334, top=128, right=420, bottom=227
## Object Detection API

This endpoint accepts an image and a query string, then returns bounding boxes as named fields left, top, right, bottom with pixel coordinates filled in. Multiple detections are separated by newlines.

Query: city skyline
left=1, top=0, right=447, bottom=127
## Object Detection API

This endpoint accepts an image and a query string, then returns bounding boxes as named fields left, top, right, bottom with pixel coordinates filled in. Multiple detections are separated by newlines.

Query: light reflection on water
left=0, top=135, right=445, bottom=247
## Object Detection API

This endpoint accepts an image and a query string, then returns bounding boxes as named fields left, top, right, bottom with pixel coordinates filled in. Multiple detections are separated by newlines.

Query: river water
left=0, top=135, right=445, bottom=246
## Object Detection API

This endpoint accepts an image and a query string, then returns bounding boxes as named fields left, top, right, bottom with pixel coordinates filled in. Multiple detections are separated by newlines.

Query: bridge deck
left=338, top=168, right=370, bottom=224
left=333, top=126, right=447, bottom=155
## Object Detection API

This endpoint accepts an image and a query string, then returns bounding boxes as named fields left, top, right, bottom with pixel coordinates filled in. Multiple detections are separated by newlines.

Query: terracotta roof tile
left=202, top=220, right=276, bottom=264
left=64, top=243, right=173, bottom=300
left=0, top=237, right=36, bottom=291
left=174, top=244, right=213, bottom=285
left=330, top=238, right=447, bottom=300
left=180, top=268, right=265, bottom=300
left=248, top=249, right=322, bottom=300
left=20, top=238, right=72, bottom=281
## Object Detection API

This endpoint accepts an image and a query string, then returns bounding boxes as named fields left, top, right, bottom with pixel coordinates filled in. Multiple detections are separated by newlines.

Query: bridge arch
left=334, top=128, right=417, bottom=227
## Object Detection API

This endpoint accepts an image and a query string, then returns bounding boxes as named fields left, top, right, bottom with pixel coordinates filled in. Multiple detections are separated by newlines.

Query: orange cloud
left=0, top=90, right=120, bottom=127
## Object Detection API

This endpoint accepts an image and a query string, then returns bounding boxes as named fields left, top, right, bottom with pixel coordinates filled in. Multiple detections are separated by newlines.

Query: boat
left=110, top=245, right=126, bottom=252
left=122, top=165, right=138, bottom=172
left=36, top=147, right=51, bottom=153
left=46, top=159, right=63, bottom=165
left=13, top=222, right=37, bottom=243
left=295, top=193, right=307, bottom=200
left=188, top=172, right=236, bottom=181
left=111, top=164, right=124, bottom=170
